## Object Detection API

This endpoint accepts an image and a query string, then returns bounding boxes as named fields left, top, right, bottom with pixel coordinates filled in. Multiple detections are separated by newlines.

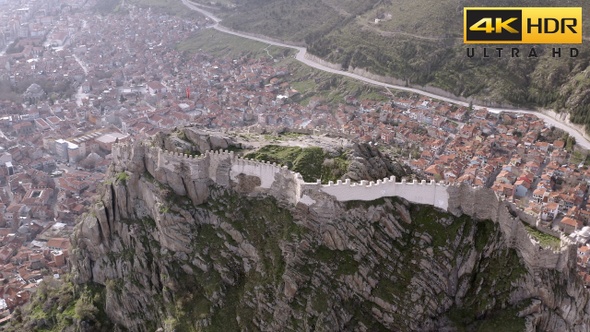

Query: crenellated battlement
left=133, top=144, right=455, bottom=209
left=112, top=141, right=573, bottom=272
left=321, top=176, right=450, bottom=188
left=319, top=175, right=451, bottom=210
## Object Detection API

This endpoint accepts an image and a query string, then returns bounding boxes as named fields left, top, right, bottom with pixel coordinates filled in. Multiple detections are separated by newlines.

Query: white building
left=55, top=139, right=80, bottom=162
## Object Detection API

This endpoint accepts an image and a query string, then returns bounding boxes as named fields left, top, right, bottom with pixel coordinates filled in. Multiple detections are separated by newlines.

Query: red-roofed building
left=560, top=217, right=583, bottom=234
left=147, top=81, right=167, bottom=95
left=46, top=238, right=70, bottom=251
left=541, top=202, right=560, bottom=221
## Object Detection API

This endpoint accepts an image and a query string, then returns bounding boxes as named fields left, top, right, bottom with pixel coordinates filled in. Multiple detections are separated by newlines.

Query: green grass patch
left=244, top=145, right=348, bottom=183
left=474, top=220, right=495, bottom=252
left=177, top=29, right=292, bottom=59
left=475, top=307, right=526, bottom=332
left=570, top=151, right=589, bottom=166
left=524, top=224, right=561, bottom=250
left=291, top=80, right=317, bottom=93
left=448, top=305, right=526, bottom=332
left=448, top=301, right=530, bottom=332
left=410, top=204, right=470, bottom=248
left=311, top=290, right=329, bottom=312
left=372, top=277, right=401, bottom=303
left=208, top=276, right=243, bottom=332
left=128, top=0, right=196, bottom=16
left=93, top=0, right=121, bottom=13
left=448, top=246, right=527, bottom=331
left=116, top=171, right=129, bottom=184
left=284, top=58, right=389, bottom=105
left=312, top=246, right=359, bottom=276
left=274, top=131, right=309, bottom=140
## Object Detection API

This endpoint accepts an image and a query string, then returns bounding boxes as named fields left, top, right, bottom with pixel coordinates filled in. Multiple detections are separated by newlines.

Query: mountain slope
left=189, top=0, right=590, bottom=132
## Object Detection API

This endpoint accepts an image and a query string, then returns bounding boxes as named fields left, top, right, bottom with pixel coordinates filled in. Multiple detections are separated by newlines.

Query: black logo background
left=466, top=9, right=523, bottom=41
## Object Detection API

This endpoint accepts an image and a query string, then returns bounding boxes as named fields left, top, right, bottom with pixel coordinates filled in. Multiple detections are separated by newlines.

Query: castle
left=112, top=142, right=576, bottom=273
left=137, top=145, right=451, bottom=209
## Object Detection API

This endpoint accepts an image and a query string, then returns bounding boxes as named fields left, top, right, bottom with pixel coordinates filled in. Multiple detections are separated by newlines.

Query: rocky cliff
left=62, top=128, right=590, bottom=331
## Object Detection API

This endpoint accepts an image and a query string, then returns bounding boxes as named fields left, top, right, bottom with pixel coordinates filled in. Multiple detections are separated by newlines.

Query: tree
left=74, top=299, right=98, bottom=321
left=566, top=136, right=576, bottom=152
left=13, top=306, right=22, bottom=323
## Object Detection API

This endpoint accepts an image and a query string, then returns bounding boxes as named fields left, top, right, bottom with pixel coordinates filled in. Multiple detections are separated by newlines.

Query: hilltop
left=5, top=128, right=590, bottom=331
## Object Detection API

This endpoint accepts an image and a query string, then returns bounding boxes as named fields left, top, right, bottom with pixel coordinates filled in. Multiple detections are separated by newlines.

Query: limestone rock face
left=345, top=143, right=410, bottom=182
left=70, top=131, right=590, bottom=332
left=181, top=127, right=238, bottom=153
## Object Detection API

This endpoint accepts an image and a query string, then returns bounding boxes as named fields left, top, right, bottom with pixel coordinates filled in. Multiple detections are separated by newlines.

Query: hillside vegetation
left=188, top=0, right=590, bottom=132
left=244, top=145, right=348, bottom=183
left=4, top=277, right=112, bottom=332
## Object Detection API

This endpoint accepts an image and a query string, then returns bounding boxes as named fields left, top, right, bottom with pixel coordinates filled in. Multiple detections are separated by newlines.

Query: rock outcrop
left=69, top=129, right=590, bottom=332
left=344, top=142, right=410, bottom=182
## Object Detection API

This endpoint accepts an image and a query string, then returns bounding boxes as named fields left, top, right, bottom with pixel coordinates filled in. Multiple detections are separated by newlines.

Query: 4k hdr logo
left=464, top=7, right=582, bottom=44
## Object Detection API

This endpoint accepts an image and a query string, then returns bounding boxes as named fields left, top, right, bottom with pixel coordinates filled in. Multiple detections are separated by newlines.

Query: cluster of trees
left=4, top=43, right=24, bottom=55
left=5, top=277, right=112, bottom=332
left=562, top=133, right=577, bottom=152
left=0, top=80, right=22, bottom=103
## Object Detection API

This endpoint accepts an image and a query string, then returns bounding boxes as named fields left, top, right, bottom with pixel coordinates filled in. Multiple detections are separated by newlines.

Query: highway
left=180, top=0, right=590, bottom=149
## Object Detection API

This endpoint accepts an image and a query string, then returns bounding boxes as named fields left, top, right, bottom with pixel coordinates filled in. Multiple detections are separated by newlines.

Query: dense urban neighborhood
left=0, top=0, right=590, bottom=320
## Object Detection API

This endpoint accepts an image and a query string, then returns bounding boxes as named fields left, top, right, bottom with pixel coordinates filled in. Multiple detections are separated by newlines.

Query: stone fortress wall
left=129, top=144, right=452, bottom=209
left=112, top=142, right=575, bottom=272
left=321, top=178, right=449, bottom=210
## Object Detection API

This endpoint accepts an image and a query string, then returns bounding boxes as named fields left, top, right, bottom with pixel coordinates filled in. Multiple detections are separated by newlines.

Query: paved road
left=181, top=0, right=590, bottom=150
left=73, top=54, right=89, bottom=75
left=72, top=54, right=90, bottom=106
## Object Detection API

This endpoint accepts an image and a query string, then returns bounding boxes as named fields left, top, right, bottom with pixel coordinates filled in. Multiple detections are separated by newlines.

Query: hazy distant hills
left=193, top=0, right=590, bottom=131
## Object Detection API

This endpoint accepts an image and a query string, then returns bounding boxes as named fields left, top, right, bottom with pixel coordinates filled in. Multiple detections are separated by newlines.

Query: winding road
left=181, top=0, right=590, bottom=150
